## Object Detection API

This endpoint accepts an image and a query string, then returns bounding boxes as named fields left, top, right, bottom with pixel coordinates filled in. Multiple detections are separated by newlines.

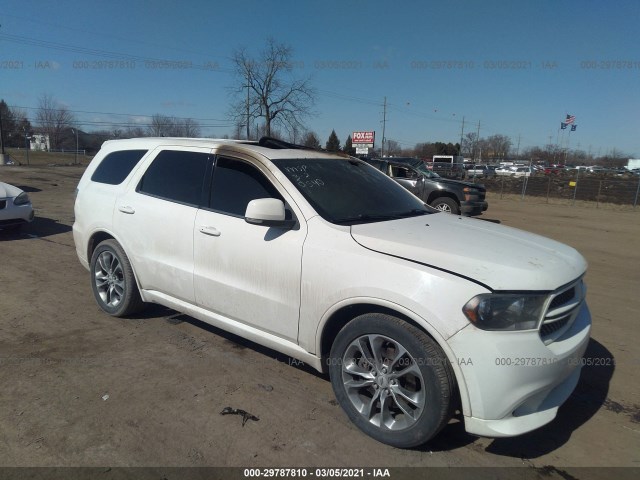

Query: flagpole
left=565, top=129, right=572, bottom=163
left=555, top=124, right=561, bottom=163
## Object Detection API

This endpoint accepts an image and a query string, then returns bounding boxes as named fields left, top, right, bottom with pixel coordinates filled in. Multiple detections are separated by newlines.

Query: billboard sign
left=352, top=131, right=375, bottom=146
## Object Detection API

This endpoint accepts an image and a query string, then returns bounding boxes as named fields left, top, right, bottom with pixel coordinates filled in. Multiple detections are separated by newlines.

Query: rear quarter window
left=91, top=149, right=148, bottom=185
left=137, top=150, right=210, bottom=206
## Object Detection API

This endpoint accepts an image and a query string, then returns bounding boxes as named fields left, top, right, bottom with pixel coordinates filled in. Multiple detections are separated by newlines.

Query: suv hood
left=433, top=177, right=484, bottom=190
left=350, top=214, right=586, bottom=291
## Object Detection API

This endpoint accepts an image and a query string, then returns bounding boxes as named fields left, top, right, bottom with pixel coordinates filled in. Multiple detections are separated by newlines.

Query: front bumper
left=460, top=200, right=488, bottom=216
left=448, top=301, right=591, bottom=437
left=0, top=200, right=34, bottom=228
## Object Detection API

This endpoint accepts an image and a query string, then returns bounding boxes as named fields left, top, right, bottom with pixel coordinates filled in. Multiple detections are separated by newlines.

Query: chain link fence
left=471, top=173, right=640, bottom=209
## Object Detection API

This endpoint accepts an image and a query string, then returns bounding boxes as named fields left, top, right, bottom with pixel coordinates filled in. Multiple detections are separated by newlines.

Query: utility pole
left=381, top=96, right=387, bottom=158
left=459, top=116, right=465, bottom=155
left=0, top=106, right=5, bottom=155
left=475, top=120, right=480, bottom=161
left=516, top=134, right=521, bottom=159
left=24, top=127, right=30, bottom=165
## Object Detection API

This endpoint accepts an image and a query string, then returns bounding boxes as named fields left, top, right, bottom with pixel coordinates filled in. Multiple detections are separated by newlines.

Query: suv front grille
left=540, top=279, right=585, bottom=344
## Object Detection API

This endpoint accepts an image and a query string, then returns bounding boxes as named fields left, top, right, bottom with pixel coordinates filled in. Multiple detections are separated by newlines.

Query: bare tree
left=147, top=114, right=173, bottom=136
left=147, top=114, right=201, bottom=137
left=232, top=122, right=245, bottom=139
left=124, top=125, right=147, bottom=138
left=385, top=139, right=401, bottom=157
left=462, top=132, right=481, bottom=159
left=230, top=38, right=315, bottom=138
left=181, top=118, right=201, bottom=137
left=35, top=94, right=75, bottom=149
left=483, top=134, right=512, bottom=160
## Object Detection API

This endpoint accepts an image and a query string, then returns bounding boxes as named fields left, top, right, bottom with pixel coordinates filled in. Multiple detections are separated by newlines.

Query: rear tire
left=328, top=313, right=455, bottom=448
left=90, top=239, right=145, bottom=317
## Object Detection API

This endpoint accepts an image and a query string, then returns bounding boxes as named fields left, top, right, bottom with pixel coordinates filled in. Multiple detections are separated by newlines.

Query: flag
left=565, top=114, right=576, bottom=125
left=561, top=122, right=567, bottom=129
left=571, top=124, right=577, bottom=131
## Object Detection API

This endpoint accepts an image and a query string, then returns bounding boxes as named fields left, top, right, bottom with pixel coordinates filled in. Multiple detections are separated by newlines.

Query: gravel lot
left=0, top=164, right=638, bottom=474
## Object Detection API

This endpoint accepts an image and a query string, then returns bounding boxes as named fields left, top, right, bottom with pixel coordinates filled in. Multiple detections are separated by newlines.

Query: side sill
left=141, top=289, right=324, bottom=372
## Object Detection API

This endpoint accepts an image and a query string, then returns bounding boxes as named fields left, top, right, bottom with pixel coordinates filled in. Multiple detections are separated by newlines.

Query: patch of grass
left=4, top=148, right=93, bottom=167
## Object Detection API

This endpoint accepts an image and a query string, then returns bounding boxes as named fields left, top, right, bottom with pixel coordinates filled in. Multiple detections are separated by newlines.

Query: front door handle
left=118, top=205, right=135, bottom=214
left=199, top=226, right=221, bottom=237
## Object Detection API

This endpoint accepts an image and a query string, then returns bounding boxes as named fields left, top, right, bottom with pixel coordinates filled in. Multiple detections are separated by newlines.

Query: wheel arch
left=316, top=299, right=468, bottom=415
left=87, top=230, right=144, bottom=297
left=87, top=230, right=116, bottom=262
left=427, top=191, right=460, bottom=206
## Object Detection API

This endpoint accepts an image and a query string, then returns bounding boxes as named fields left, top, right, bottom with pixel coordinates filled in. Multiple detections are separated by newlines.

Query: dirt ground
left=0, top=164, right=638, bottom=474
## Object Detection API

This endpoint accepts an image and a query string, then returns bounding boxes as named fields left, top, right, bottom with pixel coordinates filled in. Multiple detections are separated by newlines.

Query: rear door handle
left=118, top=205, right=135, bottom=214
left=199, top=226, right=221, bottom=237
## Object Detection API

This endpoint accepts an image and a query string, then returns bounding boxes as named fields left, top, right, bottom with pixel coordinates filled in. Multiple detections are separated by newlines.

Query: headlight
left=462, top=294, right=547, bottom=331
left=13, top=192, right=31, bottom=206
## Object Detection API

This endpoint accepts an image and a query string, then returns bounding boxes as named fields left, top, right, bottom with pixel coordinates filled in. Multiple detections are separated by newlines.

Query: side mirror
left=245, top=198, right=296, bottom=228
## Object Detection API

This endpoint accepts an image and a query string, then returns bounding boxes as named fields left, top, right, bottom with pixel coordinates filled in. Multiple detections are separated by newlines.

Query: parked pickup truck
left=363, top=157, right=488, bottom=216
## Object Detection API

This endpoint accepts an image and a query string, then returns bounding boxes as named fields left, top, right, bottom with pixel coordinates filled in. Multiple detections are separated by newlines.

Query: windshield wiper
left=335, top=209, right=429, bottom=225
left=334, top=213, right=402, bottom=225
left=393, top=208, right=430, bottom=218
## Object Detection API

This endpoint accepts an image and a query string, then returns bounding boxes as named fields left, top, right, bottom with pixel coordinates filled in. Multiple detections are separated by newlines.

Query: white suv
left=73, top=137, right=591, bottom=447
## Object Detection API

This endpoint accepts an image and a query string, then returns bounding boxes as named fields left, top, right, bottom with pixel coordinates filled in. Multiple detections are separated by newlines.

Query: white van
left=430, top=155, right=466, bottom=179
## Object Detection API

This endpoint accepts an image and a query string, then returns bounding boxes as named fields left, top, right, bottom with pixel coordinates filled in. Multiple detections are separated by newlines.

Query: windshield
left=273, top=158, right=432, bottom=225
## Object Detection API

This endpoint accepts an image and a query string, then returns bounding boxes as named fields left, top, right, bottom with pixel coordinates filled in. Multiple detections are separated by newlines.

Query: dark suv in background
left=363, top=157, right=488, bottom=216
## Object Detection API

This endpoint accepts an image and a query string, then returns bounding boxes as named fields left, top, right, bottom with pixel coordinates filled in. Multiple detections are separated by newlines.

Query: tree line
left=0, top=95, right=204, bottom=154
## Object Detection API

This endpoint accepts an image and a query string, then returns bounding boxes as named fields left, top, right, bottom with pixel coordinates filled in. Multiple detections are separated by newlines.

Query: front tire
left=329, top=314, right=455, bottom=448
left=430, top=197, right=460, bottom=215
left=90, top=239, right=145, bottom=317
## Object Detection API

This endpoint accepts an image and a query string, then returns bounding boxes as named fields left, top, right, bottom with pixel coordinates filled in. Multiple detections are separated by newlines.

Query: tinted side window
left=137, top=150, right=209, bottom=206
left=210, top=157, right=282, bottom=216
left=391, top=165, right=416, bottom=178
left=91, top=149, right=148, bottom=185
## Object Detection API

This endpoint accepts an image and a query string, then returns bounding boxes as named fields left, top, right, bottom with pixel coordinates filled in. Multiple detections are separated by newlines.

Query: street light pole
left=24, top=127, right=30, bottom=165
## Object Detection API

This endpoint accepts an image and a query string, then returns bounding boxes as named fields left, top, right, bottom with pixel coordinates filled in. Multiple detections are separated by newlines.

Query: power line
left=0, top=33, right=233, bottom=73
left=1, top=13, right=226, bottom=61
left=8, top=104, right=230, bottom=123
left=0, top=31, right=564, bottom=150
left=7, top=105, right=233, bottom=131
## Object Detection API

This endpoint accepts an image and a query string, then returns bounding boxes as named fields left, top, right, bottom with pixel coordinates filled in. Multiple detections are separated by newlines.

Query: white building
left=627, top=159, right=640, bottom=170
left=30, top=134, right=50, bottom=152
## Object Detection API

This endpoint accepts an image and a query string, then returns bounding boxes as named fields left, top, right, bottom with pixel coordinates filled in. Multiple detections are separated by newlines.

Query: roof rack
left=257, top=136, right=318, bottom=151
